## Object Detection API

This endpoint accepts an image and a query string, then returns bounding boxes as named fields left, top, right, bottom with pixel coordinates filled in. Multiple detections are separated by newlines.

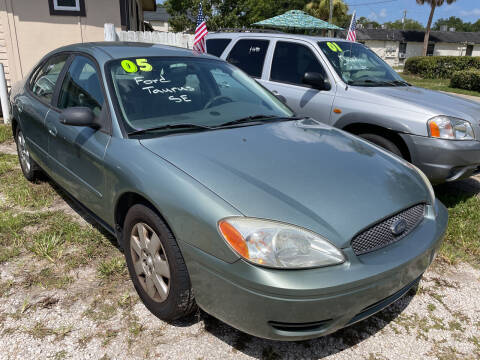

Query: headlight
left=428, top=116, right=474, bottom=140
left=218, top=218, right=345, bottom=269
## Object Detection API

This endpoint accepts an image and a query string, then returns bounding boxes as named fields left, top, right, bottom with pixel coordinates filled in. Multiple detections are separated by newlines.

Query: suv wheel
left=16, top=128, right=40, bottom=181
left=358, top=133, right=403, bottom=158
left=123, top=204, right=196, bottom=321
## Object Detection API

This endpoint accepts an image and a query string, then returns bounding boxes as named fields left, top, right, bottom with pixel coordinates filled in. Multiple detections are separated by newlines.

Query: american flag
left=193, top=2, right=208, bottom=53
left=346, top=11, right=357, bottom=42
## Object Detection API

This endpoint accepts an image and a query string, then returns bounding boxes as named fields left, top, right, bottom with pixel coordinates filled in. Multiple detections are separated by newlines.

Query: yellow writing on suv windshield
left=327, top=42, right=343, bottom=52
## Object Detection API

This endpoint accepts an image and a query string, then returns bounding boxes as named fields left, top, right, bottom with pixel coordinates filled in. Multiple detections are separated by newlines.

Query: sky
left=156, top=0, right=480, bottom=26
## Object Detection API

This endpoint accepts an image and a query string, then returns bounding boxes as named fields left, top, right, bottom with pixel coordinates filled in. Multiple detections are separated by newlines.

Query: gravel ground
left=1, top=142, right=480, bottom=360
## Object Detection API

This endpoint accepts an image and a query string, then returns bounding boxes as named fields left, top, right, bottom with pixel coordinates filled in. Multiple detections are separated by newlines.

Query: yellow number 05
left=121, top=58, right=153, bottom=73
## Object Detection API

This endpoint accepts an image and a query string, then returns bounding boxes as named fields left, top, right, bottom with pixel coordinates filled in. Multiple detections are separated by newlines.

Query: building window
left=427, top=43, right=435, bottom=56
left=466, top=44, right=474, bottom=57
left=48, top=0, right=86, bottom=16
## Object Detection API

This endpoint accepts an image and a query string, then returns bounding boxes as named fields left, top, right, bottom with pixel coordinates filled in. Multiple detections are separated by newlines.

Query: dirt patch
left=0, top=141, right=16, bottom=155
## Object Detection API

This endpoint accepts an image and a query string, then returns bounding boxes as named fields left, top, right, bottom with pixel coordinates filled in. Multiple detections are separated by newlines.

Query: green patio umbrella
left=252, top=10, right=343, bottom=31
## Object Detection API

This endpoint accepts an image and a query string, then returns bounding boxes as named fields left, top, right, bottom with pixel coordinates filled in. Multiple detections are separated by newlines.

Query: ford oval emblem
left=391, top=219, right=407, bottom=236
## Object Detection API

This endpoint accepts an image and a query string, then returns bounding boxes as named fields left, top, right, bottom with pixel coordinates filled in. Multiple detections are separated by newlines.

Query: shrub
left=404, top=56, right=480, bottom=79
left=450, top=69, right=480, bottom=91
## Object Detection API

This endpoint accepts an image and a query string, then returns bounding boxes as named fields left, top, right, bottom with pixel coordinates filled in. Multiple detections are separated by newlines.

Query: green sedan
left=10, top=42, right=448, bottom=341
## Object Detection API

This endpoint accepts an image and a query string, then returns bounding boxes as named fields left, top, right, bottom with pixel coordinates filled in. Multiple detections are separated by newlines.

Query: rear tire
left=15, top=128, right=40, bottom=182
left=123, top=204, right=196, bottom=321
left=358, top=133, right=403, bottom=158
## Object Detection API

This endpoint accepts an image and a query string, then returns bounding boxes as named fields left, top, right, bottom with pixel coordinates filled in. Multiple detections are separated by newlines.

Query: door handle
left=47, top=124, right=57, bottom=137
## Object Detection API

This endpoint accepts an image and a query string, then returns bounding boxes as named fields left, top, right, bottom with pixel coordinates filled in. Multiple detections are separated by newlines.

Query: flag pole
left=346, top=10, right=356, bottom=40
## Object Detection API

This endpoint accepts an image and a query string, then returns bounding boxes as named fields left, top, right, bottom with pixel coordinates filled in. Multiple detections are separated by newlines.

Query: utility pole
left=402, top=10, right=407, bottom=30
left=328, top=0, right=334, bottom=37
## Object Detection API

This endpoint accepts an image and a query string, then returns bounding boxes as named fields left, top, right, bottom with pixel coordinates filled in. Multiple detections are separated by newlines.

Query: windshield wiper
left=128, top=123, right=213, bottom=136
left=216, top=115, right=302, bottom=128
left=348, top=79, right=410, bottom=87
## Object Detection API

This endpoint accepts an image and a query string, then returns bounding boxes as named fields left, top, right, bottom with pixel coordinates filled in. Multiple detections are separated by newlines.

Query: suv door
left=45, top=54, right=110, bottom=217
left=261, top=40, right=336, bottom=123
left=19, top=54, right=70, bottom=167
left=226, top=39, right=270, bottom=79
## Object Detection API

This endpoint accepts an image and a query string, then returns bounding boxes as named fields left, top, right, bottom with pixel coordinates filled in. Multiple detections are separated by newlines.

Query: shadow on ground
left=200, top=289, right=415, bottom=359
left=435, top=176, right=480, bottom=207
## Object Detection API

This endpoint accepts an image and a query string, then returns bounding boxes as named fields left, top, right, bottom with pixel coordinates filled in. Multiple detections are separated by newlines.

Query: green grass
left=0, top=124, right=12, bottom=144
left=401, top=74, right=480, bottom=98
left=97, top=257, right=127, bottom=279
left=435, top=186, right=480, bottom=267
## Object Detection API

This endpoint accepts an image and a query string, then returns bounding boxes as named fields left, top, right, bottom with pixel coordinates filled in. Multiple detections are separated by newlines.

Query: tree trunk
left=423, top=2, right=436, bottom=56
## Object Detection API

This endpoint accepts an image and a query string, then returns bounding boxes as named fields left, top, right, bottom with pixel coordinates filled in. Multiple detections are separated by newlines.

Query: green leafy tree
left=357, top=16, right=380, bottom=29
left=383, top=18, right=424, bottom=30
left=416, top=0, right=457, bottom=56
left=304, top=0, right=350, bottom=27
left=433, top=16, right=473, bottom=32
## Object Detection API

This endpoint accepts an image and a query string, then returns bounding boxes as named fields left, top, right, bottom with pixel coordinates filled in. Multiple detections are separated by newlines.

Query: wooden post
left=0, top=63, right=10, bottom=124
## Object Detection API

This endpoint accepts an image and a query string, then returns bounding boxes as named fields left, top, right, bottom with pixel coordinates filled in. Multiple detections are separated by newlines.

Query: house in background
left=348, top=29, right=480, bottom=67
left=0, top=0, right=156, bottom=87
left=144, top=6, right=171, bottom=32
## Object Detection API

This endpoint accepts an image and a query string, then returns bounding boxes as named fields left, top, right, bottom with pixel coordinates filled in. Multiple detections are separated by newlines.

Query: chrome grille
left=351, top=204, right=426, bottom=255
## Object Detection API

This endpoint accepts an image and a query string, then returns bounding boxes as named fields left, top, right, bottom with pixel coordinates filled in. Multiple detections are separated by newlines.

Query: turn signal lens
left=428, top=121, right=440, bottom=138
left=219, top=220, right=249, bottom=259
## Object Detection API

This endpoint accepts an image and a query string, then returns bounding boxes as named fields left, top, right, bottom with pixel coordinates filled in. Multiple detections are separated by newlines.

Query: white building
left=350, top=29, right=480, bottom=67
left=144, top=6, right=171, bottom=32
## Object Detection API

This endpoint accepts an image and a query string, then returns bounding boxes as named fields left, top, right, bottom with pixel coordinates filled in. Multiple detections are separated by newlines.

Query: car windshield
left=318, top=41, right=406, bottom=86
left=107, top=56, right=293, bottom=135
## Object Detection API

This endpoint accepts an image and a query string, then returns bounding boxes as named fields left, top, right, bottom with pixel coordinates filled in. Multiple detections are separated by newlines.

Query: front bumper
left=181, top=202, right=448, bottom=341
left=401, top=134, right=480, bottom=184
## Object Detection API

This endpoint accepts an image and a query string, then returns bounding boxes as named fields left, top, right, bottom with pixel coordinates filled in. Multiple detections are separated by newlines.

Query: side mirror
left=302, top=72, right=331, bottom=91
left=59, top=107, right=99, bottom=128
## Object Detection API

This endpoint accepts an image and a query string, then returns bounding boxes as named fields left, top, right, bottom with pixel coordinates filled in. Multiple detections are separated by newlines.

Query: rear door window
left=30, top=54, right=69, bottom=104
left=226, top=39, right=269, bottom=78
left=206, top=39, right=232, bottom=57
left=271, top=41, right=326, bottom=86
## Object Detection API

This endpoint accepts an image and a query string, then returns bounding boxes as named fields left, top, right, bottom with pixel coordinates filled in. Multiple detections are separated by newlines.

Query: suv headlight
left=428, top=116, right=474, bottom=140
left=218, top=218, right=345, bottom=269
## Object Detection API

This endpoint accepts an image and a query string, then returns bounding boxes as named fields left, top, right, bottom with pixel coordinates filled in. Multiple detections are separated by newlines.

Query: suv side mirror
left=302, top=72, right=331, bottom=91
left=59, top=107, right=99, bottom=128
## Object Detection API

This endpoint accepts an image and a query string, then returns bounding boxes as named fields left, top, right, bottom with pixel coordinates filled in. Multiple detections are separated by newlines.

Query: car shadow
left=42, top=175, right=120, bottom=249
left=196, top=287, right=416, bottom=359
left=434, top=176, right=480, bottom=208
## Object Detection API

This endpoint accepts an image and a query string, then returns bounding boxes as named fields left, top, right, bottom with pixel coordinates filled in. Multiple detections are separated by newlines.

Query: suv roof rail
left=212, top=28, right=286, bottom=34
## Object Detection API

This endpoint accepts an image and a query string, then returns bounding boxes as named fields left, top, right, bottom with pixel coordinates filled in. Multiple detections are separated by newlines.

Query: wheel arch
left=341, top=122, right=412, bottom=162
left=114, top=191, right=172, bottom=247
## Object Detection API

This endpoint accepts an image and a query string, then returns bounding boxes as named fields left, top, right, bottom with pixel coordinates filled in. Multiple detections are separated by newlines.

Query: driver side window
left=30, top=54, right=69, bottom=103
left=57, top=55, right=105, bottom=116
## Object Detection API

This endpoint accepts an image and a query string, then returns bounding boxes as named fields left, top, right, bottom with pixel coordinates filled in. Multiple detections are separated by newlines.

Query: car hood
left=140, top=119, right=428, bottom=248
left=357, top=85, right=480, bottom=121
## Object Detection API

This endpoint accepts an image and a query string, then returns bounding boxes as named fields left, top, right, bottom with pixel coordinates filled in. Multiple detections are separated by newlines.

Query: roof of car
left=207, top=32, right=347, bottom=43
left=50, top=42, right=217, bottom=61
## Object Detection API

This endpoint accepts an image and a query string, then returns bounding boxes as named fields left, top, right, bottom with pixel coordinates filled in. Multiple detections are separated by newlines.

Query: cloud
left=368, top=8, right=387, bottom=20
left=460, top=8, right=480, bottom=17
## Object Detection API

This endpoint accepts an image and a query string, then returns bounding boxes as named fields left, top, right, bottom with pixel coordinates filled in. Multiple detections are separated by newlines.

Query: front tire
left=358, top=133, right=403, bottom=158
left=123, top=204, right=196, bottom=321
left=15, top=128, right=40, bottom=181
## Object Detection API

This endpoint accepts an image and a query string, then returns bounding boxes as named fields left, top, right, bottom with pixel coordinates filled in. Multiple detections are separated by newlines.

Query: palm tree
left=416, top=0, right=457, bottom=56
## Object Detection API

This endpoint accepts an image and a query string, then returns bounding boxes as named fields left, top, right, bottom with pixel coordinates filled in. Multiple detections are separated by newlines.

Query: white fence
left=104, top=23, right=194, bottom=49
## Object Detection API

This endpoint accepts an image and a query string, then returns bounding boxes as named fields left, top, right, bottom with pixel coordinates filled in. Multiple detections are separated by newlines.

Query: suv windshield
left=318, top=41, right=406, bottom=86
left=107, top=57, right=293, bottom=135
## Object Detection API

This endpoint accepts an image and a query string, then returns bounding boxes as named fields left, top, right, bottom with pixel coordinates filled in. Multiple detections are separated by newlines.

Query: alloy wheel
left=17, top=131, right=31, bottom=173
left=130, top=222, right=170, bottom=302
